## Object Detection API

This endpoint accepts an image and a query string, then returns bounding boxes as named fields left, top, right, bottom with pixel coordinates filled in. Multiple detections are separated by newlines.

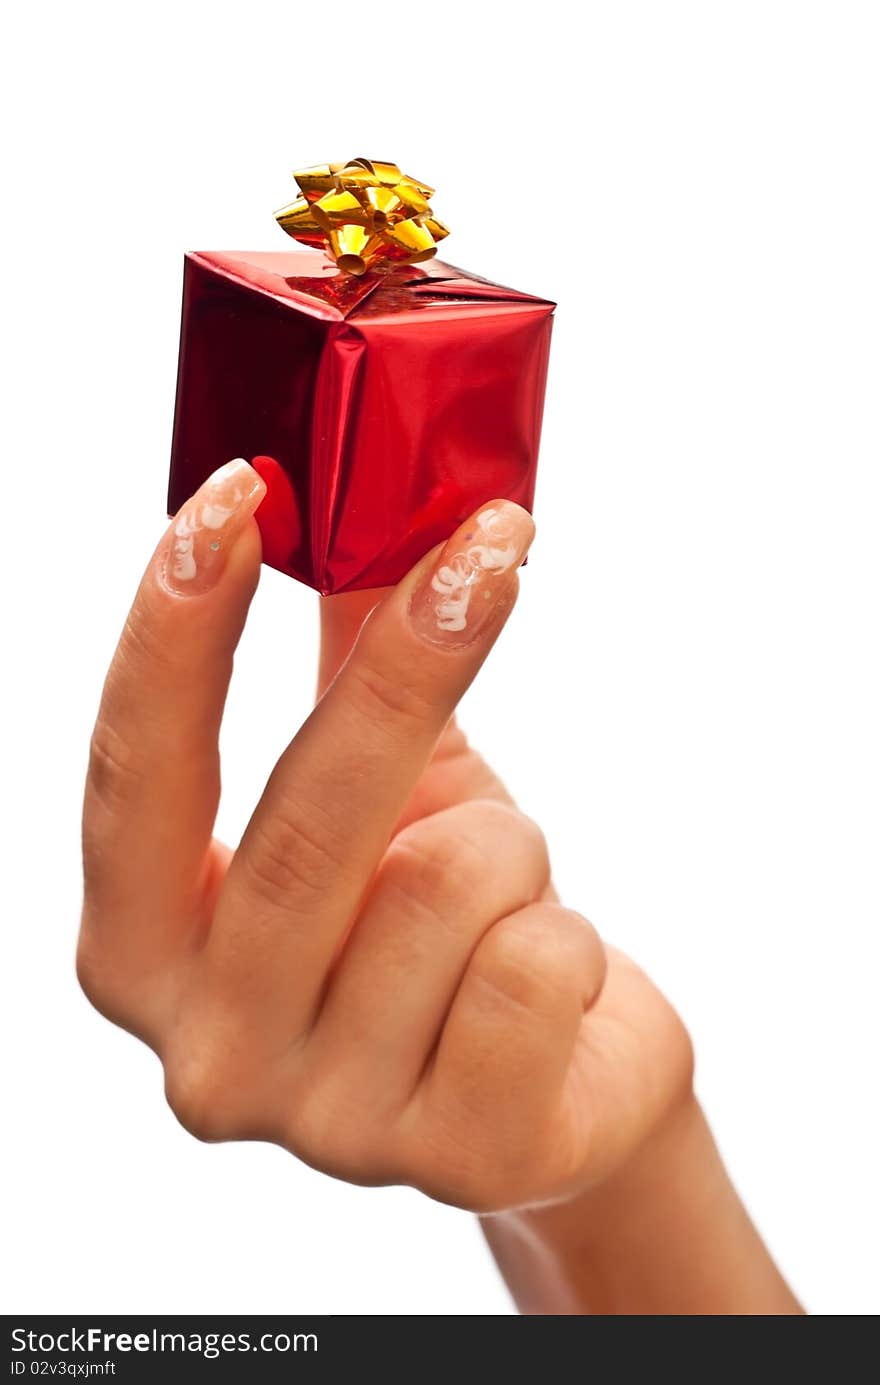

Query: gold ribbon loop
left=275, top=157, right=448, bottom=275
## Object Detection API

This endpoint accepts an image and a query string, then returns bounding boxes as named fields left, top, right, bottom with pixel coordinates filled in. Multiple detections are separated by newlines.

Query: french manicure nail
left=163, top=459, right=266, bottom=595
left=410, top=500, right=535, bottom=647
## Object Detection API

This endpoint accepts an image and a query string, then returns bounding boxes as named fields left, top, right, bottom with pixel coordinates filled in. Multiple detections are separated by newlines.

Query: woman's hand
left=79, top=460, right=692, bottom=1214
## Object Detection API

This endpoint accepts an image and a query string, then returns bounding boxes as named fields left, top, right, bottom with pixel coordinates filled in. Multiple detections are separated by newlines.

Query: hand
left=79, top=460, right=692, bottom=1213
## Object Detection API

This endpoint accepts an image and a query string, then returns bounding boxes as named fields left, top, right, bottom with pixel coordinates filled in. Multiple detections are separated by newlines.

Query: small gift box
left=169, top=159, right=555, bottom=594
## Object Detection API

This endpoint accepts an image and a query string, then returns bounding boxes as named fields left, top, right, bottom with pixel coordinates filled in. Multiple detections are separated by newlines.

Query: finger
left=305, top=801, right=551, bottom=1112
left=317, top=588, right=386, bottom=699
left=319, top=594, right=515, bottom=828
left=216, top=500, right=535, bottom=1029
left=395, top=720, right=515, bottom=828
left=81, top=460, right=266, bottom=970
left=425, top=905, right=606, bottom=1168
left=318, top=583, right=515, bottom=821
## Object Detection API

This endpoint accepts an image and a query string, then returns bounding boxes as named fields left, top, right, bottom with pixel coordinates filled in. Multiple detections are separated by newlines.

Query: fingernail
left=410, top=500, right=535, bottom=647
left=163, top=459, right=266, bottom=595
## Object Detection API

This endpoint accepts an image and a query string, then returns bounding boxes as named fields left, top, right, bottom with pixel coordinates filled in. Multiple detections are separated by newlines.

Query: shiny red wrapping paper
left=169, top=249, right=554, bottom=594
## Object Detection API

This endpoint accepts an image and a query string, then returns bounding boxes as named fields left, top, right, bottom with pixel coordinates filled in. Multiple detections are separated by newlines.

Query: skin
left=79, top=465, right=802, bottom=1314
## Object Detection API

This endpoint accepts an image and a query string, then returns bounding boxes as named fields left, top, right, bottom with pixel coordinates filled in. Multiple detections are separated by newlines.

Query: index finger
left=212, top=500, right=535, bottom=1026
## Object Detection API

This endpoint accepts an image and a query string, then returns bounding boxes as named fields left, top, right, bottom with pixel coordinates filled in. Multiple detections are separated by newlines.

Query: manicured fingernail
left=410, top=500, right=535, bottom=647
left=163, top=459, right=266, bottom=595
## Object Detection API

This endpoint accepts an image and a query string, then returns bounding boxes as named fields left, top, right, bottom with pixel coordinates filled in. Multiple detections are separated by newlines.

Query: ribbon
left=275, top=157, right=449, bottom=276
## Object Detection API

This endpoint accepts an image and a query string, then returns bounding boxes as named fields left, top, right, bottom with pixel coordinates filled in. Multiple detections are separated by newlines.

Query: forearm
left=481, top=1097, right=803, bottom=1316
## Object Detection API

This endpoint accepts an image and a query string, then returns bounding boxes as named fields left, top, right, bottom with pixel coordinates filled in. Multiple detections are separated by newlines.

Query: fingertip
left=487, top=497, right=536, bottom=543
left=406, top=500, right=534, bottom=651
left=221, top=515, right=264, bottom=593
left=160, top=459, right=265, bottom=598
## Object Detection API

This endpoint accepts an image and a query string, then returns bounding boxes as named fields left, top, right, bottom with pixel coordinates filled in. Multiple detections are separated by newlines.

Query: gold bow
left=275, top=157, right=449, bottom=276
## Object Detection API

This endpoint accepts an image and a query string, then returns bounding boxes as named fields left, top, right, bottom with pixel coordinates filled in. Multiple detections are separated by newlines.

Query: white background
left=2, top=1, right=878, bottom=1315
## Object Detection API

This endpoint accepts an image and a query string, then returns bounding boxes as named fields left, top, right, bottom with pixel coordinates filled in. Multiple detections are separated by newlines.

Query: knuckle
left=346, top=655, right=436, bottom=734
left=472, top=908, right=584, bottom=1013
left=76, top=922, right=168, bottom=1047
left=398, top=799, right=535, bottom=879
left=538, top=903, right=599, bottom=955
left=539, top=905, right=605, bottom=995
left=385, top=801, right=550, bottom=934
left=461, top=799, right=550, bottom=879
left=164, top=1049, right=239, bottom=1144
left=118, top=598, right=176, bottom=679
left=386, top=823, right=485, bottom=914
left=285, top=1079, right=344, bottom=1162
left=283, top=1076, right=400, bottom=1187
left=76, top=929, right=122, bottom=1021
left=655, top=995, right=696, bottom=1097
left=482, top=801, right=550, bottom=870
left=240, top=806, right=344, bottom=906
left=86, top=716, right=144, bottom=817
left=162, top=984, right=292, bottom=1147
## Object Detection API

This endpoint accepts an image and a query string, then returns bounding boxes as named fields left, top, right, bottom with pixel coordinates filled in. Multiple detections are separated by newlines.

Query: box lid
left=189, top=249, right=555, bottom=323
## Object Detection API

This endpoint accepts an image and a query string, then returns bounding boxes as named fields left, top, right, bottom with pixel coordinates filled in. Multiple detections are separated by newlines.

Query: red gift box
left=169, top=249, right=554, bottom=594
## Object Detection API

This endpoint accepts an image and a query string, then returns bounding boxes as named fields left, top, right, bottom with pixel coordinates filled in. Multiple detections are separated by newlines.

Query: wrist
left=480, top=1092, right=700, bottom=1314
left=500, top=1089, right=705, bottom=1246
left=482, top=1095, right=802, bottom=1315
